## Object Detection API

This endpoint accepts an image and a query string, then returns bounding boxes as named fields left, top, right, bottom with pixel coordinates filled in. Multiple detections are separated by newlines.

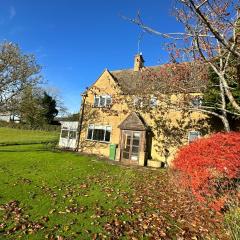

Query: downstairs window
left=87, top=124, right=111, bottom=142
left=188, top=131, right=200, bottom=143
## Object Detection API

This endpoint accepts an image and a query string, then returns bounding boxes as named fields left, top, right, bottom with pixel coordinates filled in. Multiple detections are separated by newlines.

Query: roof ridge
left=111, top=68, right=132, bottom=73
left=110, top=62, right=192, bottom=73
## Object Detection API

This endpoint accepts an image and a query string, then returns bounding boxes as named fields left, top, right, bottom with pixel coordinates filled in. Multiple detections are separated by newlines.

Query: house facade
left=65, top=54, right=212, bottom=167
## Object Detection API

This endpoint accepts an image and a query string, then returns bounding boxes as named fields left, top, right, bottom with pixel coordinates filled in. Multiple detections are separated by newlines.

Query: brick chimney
left=134, top=53, right=144, bottom=71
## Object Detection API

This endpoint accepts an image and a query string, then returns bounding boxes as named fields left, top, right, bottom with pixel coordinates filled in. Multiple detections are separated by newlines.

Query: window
left=133, top=97, right=143, bottom=108
left=150, top=96, right=158, bottom=108
left=69, top=131, right=77, bottom=139
left=61, top=129, right=77, bottom=139
left=94, top=95, right=112, bottom=107
left=87, top=124, right=94, bottom=139
left=188, top=131, right=200, bottom=143
left=87, top=125, right=111, bottom=142
left=94, top=97, right=100, bottom=107
left=61, top=130, right=69, bottom=138
left=190, top=96, right=203, bottom=107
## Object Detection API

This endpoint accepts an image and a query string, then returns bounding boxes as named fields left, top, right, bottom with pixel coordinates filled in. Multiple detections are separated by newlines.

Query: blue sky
left=0, top=0, right=183, bottom=113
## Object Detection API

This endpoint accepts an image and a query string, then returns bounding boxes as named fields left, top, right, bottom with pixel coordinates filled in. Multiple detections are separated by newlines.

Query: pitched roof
left=118, top=112, right=148, bottom=131
left=110, top=63, right=208, bottom=95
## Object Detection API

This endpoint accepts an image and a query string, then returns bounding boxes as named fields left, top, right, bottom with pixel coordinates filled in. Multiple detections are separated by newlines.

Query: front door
left=121, top=131, right=141, bottom=164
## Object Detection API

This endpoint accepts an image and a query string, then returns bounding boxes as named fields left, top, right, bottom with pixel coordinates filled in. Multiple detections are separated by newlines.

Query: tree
left=0, top=42, right=41, bottom=112
left=124, top=0, right=240, bottom=131
left=18, top=88, right=59, bottom=127
left=63, top=112, right=80, bottom=121
left=41, top=92, right=58, bottom=124
left=204, top=59, right=240, bottom=127
left=18, top=86, right=46, bottom=128
left=43, top=87, right=68, bottom=117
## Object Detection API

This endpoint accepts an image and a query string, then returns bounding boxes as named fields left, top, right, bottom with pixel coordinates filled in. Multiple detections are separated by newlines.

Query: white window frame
left=150, top=96, right=158, bottom=108
left=190, top=96, right=203, bottom=108
left=133, top=97, right=143, bottom=108
left=86, top=124, right=112, bottom=143
left=188, top=131, right=201, bottom=143
left=69, top=130, right=77, bottom=139
left=60, top=127, right=78, bottom=140
left=94, top=95, right=112, bottom=108
left=61, top=129, right=69, bottom=139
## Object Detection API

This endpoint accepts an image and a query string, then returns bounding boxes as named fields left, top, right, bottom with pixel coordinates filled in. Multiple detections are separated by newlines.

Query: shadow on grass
left=0, top=143, right=58, bottom=153
left=0, top=141, right=57, bottom=147
left=0, top=148, right=50, bottom=153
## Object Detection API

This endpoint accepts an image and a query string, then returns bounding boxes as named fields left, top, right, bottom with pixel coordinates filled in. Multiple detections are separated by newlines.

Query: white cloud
left=9, top=6, right=16, bottom=20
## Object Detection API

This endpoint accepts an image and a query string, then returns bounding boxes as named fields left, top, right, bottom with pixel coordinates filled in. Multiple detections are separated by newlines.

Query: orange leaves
left=173, top=132, right=240, bottom=211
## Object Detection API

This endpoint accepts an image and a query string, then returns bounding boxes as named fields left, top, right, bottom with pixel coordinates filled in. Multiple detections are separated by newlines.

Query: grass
left=0, top=128, right=139, bottom=239
left=0, top=127, right=228, bottom=239
left=0, top=127, right=59, bottom=145
left=0, top=144, right=135, bottom=239
left=225, top=203, right=240, bottom=240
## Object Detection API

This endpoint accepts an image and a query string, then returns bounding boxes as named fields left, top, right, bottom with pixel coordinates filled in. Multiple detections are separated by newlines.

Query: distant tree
left=69, top=113, right=80, bottom=121
left=43, top=87, right=68, bottom=117
left=18, top=86, right=46, bottom=128
left=41, top=92, right=58, bottom=124
left=19, top=89, right=59, bottom=127
left=0, top=42, right=41, bottom=112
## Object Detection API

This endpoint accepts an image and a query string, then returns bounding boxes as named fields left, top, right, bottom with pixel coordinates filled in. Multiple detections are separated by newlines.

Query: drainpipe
left=75, top=88, right=88, bottom=152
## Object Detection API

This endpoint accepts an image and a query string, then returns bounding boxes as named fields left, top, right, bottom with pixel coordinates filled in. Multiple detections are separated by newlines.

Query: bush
left=172, top=132, right=240, bottom=211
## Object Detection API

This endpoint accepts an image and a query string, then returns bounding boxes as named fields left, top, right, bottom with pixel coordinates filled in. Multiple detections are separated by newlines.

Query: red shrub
left=172, top=132, right=240, bottom=211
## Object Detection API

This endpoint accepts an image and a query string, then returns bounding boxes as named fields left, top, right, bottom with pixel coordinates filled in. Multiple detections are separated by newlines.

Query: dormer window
left=94, top=95, right=112, bottom=107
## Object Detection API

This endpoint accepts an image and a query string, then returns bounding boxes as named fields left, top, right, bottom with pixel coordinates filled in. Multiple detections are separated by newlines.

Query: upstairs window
left=133, top=97, right=143, bottom=108
left=188, top=131, right=200, bottom=143
left=150, top=96, right=158, bottom=108
left=94, top=95, right=112, bottom=107
left=190, top=96, right=203, bottom=108
left=133, top=96, right=158, bottom=108
left=87, top=124, right=111, bottom=142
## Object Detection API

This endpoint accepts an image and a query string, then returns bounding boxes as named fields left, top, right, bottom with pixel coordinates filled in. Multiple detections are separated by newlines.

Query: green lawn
left=0, top=128, right=228, bottom=239
left=0, top=127, right=59, bottom=145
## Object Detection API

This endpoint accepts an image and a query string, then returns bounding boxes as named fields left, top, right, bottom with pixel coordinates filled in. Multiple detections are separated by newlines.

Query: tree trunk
left=221, top=115, right=231, bottom=132
left=219, top=78, right=230, bottom=132
left=219, top=74, right=240, bottom=113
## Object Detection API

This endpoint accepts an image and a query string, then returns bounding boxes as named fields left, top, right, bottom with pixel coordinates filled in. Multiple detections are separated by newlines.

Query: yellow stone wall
left=79, top=70, right=130, bottom=157
left=79, top=70, right=210, bottom=164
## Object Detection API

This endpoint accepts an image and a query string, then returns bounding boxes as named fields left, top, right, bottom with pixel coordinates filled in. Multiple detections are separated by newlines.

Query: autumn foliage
left=173, top=132, right=240, bottom=211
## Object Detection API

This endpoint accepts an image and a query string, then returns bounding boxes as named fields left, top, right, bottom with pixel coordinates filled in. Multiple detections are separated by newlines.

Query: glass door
left=122, top=131, right=141, bottom=162
left=131, top=132, right=140, bottom=160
